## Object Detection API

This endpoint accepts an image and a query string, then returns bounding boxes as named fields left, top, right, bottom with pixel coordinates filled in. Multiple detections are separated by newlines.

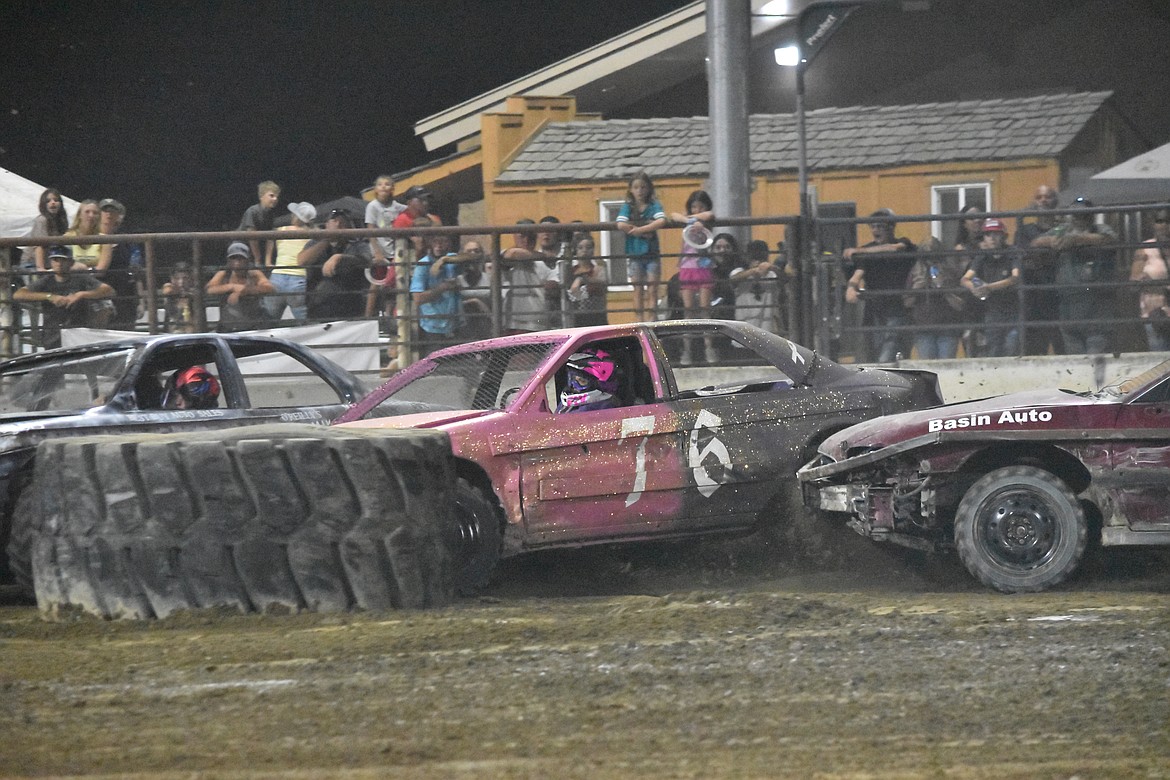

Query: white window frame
left=930, top=183, right=992, bottom=245
left=599, top=199, right=632, bottom=291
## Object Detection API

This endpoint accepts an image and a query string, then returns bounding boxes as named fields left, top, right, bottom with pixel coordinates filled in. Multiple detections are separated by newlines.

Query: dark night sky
left=0, top=1, right=693, bottom=231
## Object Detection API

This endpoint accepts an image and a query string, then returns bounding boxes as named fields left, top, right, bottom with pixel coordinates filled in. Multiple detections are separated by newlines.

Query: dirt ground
left=2, top=535, right=1169, bottom=779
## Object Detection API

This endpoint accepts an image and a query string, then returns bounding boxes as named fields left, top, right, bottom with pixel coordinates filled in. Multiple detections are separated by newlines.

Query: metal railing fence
left=2, top=202, right=1168, bottom=369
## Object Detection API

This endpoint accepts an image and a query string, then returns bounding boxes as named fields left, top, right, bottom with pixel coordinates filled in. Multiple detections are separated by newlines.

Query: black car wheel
left=450, top=478, right=502, bottom=595
left=955, top=465, right=1087, bottom=593
left=12, top=425, right=456, bottom=619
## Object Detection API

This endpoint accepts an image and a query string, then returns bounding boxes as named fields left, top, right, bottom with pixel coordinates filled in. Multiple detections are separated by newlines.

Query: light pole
left=776, top=0, right=871, bottom=348
left=708, top=0, right=752, bottom=249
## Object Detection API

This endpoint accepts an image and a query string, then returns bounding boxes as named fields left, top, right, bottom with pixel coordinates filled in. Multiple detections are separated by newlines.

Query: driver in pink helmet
left=557, top=348, right=623, bottom=413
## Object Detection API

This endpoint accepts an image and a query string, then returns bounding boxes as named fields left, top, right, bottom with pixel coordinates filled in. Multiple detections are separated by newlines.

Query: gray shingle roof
left=497, top=91, right=1112, bottom=184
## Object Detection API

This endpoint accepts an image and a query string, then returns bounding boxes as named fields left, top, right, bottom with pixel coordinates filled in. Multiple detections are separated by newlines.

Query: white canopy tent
left=1082, top=141, right=1170, bottom=206
left=0, top=166, right=79, bottom=239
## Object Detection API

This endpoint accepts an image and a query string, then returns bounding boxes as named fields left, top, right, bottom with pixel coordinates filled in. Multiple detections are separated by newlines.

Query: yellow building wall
left=488, top=159, right=1061, bottom=264
left=753, top=158, right=1062, bottom=247
left=479, top=96, right=1064, bottom=322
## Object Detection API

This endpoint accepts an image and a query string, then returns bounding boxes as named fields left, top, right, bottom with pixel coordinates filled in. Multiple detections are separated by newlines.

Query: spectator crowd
left=12, top=175, right=1169, bottom=365
left=842, top=184, right=1161, bottom=362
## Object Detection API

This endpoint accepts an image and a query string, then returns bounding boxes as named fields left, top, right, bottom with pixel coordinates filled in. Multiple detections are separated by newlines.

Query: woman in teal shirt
left=617, top=170, right=667, bottom=323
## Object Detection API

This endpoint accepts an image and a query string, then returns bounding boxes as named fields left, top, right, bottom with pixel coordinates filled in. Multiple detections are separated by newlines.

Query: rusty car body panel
left=798, top=358, right=1170, bottom=590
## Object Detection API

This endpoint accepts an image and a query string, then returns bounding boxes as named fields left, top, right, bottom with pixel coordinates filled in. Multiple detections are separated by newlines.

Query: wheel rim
left=453, top=500, right=484, bottom=556
left=976, top=487, right=1062, bottom=571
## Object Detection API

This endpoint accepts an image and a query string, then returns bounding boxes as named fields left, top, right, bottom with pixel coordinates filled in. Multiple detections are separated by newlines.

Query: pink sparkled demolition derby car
left=334, top=321, right=942, bottom=592
left=798, top=358, right=1170, bottom=593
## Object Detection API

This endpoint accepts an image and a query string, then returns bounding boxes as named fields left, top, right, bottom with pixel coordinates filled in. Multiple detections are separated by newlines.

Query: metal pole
left=797, top=65, right=809, bottom=215
left=396, top=242, right=414, bottom=367
left=707, top=0, right=752, bottom=244
left=490, top=233, right=503, bottom=337
left=144, top=239, right=159, bottom=334
left=796, top=63, right=812, bottom=347
left=0, top=248, right=13, bottom=358
left=789, top=0, right=872, bottom=348
left=192, top=241, right=207, bottom=333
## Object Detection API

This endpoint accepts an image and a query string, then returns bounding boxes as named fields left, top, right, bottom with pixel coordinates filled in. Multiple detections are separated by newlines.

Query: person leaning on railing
left=411, top=233, right=465, bottom=358
left=95, top=198, right=144, bottom=329
left=298, top=208, right=374, bottom=321
left=14, top=245, right=114, bottom=349
left=843, top=209, right=917, bottom=363
left=456, top=239, right=492, bottom=341
left=565, top=232, right=609, bottom=328
left=1014, top=185, right=1063, bottom=355
left=961, top=218, right=1021, bottom=358
left=206, top=242, right=274, bottom=332
left=1029, top=198, right=1117, bottom=355
left=1130, top=207, right=1170, bottom=352
left=265, top=201, right=317, bottom=323
left=904, top=237, right=968, bottom=360
left=501, top=219, right=559, bottom=334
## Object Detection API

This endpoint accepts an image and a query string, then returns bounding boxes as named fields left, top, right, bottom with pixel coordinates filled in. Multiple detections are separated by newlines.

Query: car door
left=650, top=327, right=836, bottom=530
left=511, top=334, right=689, bottom=546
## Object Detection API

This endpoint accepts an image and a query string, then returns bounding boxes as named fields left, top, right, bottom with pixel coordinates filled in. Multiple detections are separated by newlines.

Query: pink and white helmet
left=558, top=348, right=621, bottom=412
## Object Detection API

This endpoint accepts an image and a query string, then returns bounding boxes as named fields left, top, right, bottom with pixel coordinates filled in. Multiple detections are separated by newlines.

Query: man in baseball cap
left=14, top=245, right=115, bottom=347
left=98, top=198, right=126, bottom=216
left=981, top=217, right=1007, bottom=235
left=962, top=217, right=1021, bottom=357
left=392, top=186, right=442, bottom=230
left=96, top=196, right=143, bottom=328
left=400, top=185, right=430, bottom=203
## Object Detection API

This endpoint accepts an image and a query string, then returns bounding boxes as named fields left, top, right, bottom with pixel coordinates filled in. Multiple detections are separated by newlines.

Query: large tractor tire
left=10, top=424, right=456, bottom=619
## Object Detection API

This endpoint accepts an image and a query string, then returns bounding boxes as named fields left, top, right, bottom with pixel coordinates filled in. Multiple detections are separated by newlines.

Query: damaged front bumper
left=803, top=473, right=942, bottom=553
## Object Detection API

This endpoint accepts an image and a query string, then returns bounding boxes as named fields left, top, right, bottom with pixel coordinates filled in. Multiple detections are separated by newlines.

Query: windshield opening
left=370, top=342, right=557, bottom=413
left=1094, top=358, right=1170, bottom=399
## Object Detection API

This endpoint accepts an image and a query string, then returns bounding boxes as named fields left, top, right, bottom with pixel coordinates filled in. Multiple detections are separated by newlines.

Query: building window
left=931, top=183, right=990, bottom=248
left=598, top=200, right=630, bottom=290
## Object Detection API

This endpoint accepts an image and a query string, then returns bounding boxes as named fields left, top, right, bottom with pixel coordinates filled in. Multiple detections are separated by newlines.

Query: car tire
left=12, top=424, right=456, bottom=619
left=450, top=478, right=502, bottom=595
left=955, top=465, right=1087, bottom=593
left=6, top=477, right=37, bottom=598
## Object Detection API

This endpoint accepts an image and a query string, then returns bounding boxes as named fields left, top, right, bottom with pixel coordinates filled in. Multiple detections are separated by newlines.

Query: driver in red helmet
left=557, top=348, right=623, bottom=413
left=162, top=366, right=221, bottom=410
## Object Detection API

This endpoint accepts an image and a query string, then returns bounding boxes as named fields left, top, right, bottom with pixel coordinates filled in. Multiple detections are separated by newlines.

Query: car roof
left=426, top=323, right=644, bottom=356
left=423, top=319, right=800, bottom=354
left=406, top=319, right=824, bottom=388
left=0, top=333, right=309, bottom=370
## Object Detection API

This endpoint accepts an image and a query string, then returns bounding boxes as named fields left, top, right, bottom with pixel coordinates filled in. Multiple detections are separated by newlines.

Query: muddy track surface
left=2, top=537, right=1169, bottom=778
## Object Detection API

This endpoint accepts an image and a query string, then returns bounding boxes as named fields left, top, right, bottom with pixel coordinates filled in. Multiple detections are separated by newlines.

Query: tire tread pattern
left=10, top=425, right=455, bottom=619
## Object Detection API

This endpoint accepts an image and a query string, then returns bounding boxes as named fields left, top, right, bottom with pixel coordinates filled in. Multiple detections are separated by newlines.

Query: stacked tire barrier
left=8, top=424, right=455, bottom=619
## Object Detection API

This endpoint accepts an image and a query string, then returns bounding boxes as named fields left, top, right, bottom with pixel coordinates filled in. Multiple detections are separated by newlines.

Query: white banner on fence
left=60, top=320, right=380, bottom=373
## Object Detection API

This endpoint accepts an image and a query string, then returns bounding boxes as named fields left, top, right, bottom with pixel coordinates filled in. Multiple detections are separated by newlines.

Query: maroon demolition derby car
left=334, top=321, right=942, bottom=591
left=799, top=358, right=1170, bottom=593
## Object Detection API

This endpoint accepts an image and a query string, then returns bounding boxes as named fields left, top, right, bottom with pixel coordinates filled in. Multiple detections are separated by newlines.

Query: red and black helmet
left=163, top=366, right=220, bottom=409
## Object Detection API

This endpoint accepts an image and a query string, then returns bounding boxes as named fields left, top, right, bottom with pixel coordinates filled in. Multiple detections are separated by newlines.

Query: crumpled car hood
left=817, top=388, right=1094, bottom=460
